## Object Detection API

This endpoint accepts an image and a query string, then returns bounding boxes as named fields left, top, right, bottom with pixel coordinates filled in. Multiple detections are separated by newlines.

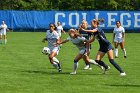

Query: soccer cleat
left=84, top=65, right=89, bottom=70
left=84, top=65, right=92, bottom=70
left=120, top=72, right=126, bottom=76
left=124, top=56, right=127, bottom=58
left=103, top=66, right=110, bottom=74
left=100, top=66, right=104, bottom=71
left=70, top=72, right=76, bottom=75
left=88, top=67, right=92, bottom=70
left=58, top=69, right=62, bottom=72
left=115, top=56, right=118, bottom=58
left=57, top=62, right=62, bottom=72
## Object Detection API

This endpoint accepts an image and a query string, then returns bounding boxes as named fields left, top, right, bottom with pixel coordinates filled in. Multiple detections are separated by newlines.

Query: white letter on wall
left=55, top=13, right=65, bottom=26
left=134, top=13, right=140, bottom=28
left=69, top=13, right=79, bottom=27
left=107, top=13, right=117, bottom=27
left=120, top=13, right=131, bottom=27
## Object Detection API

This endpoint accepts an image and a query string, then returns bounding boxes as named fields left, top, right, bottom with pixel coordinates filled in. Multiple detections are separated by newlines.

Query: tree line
left=0, top=0, right=140, bottom=10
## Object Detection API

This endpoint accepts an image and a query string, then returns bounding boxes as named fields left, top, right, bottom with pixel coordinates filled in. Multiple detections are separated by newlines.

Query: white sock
left=122, top=48, right=126, bottom=56
left=52, top=62, right=58, bottom=69
left=114, top=48, right=118, bottom=57
left=74, top=62, right=78, bottom=73
left=89, top=59, right=98, bottom=65
left=4, top=39, right=7, bottom=44
left=53, top=57, right=59, bottom=63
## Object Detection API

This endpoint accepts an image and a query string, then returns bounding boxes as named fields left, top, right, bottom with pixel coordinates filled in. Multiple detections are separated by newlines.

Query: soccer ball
left=42, top=47, right=50, bottom=55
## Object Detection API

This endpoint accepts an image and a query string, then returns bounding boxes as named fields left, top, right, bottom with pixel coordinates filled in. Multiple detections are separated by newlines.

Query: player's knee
left=49, top=55, right=53, bottom=59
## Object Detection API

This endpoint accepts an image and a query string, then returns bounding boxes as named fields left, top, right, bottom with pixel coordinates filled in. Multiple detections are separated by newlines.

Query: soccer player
left=0, top=21, right=8, bottom=44
left=57, top=29, right=102, bottom=75
left=56, top=21, right=66, bottom=37
left=78, top=20, right=92, bottom=70
left=42, top=23, right=62, bottom=72
left=82, top=18, right=126, bottom=76
left=113, top=21, right=127, bottom=58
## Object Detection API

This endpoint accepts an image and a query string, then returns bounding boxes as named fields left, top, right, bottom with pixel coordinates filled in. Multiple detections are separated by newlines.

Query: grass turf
left=0, top=32, right=140, bottom=93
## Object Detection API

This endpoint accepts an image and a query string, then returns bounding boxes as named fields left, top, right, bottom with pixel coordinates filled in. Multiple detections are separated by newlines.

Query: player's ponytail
left=92, top=18, right=104, bottom=25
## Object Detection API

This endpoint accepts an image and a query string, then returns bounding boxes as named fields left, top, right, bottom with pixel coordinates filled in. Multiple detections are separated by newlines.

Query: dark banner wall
left=0, top=10, right=140, bottom=31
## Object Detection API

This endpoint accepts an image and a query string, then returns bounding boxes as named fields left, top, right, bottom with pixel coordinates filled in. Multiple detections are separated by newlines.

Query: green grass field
left=0, top=32, right=140, bottom=93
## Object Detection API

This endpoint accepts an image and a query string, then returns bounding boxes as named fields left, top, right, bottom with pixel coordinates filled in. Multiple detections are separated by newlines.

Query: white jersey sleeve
left=122, top=27, right=125, bottom=33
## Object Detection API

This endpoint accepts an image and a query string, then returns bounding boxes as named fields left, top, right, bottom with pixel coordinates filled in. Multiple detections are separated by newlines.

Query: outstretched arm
left=61, top=30, right=66, bottom=34
left=82, top=28, right=98, bottom=33
left=57, top=39, right=69, bottom=45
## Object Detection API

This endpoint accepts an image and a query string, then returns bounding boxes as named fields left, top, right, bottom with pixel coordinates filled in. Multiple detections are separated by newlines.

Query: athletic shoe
left=103, top=66, right=110, bottom=74
left=124, top=56, right=127, bottom=58
left=115, top=56, right=118, bottom=58
left=100, top=66, right=104, bottom=71
left=84, top=65, right=92, bottom=70
left=58, top=69, right=62, bottom=72
left=120, top=72, right=126, bottom=76
left=57, top=62, right=62, bottom=72
left=70, top=72, right=76, bottom=75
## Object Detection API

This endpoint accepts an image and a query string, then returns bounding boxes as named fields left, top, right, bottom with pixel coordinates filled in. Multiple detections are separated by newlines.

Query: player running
left=42, top=23, right=62, bottom=72
left=56, top=29, right=102, bottom=75
left=56, top=21, right=66, bottom=37
left=113, top=21, right=127, bottom=58
left=0, top=21, right=8, bottom=44
left=82, top=18, right=126, bottom=76
left=78, top=19, right=92, bottom=70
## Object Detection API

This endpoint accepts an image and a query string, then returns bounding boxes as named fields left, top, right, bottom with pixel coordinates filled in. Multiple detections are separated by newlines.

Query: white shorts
left=114, top=38, right=123, bottom=43
left=49, top=47, right=60, bottom=55
left=0, top=30, right=6, bottom=35
left=58, top=33, right=61, bottom=37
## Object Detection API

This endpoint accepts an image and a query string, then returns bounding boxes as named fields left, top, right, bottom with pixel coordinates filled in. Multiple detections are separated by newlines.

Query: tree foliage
left=0, top=0, right=139, bottom=10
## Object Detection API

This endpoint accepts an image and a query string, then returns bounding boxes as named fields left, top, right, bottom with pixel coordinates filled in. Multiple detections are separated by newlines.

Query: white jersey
left=67, top=36, right=86, bottom=50
left=113, top=26, right=125, bottom=39
left=0, top=24, right=7, bottom=35
left=46, top=30, right=60, bottom=48
left=57, top=25, right=63, bottom=37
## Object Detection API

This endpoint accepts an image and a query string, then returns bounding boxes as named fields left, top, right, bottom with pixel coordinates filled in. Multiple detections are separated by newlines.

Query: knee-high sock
left=96, top=60, right=108, bottom=69
left=114, top=48, right=118, bottom=57
left=74, top=60, right=78, bottom=73
left=122, top=48, right=126, bottom=56
left=109, top=59, right=124, bottom=73
left=53, top=57, right=59, bottom=63
left=89, top=59, right=98, bottom=65
left=52, top=62, right=58, bottom=69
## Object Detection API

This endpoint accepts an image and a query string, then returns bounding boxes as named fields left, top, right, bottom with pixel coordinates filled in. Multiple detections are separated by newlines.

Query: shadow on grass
left=21, top=70, right=106, bottom=76
left=22, top=70, right=70, bottom=75
left=105, top=84, right=140, bottom=87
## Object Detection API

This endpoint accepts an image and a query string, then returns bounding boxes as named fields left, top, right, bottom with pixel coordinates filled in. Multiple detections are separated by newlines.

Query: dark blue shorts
left=99, top=45, right=113, bottom=53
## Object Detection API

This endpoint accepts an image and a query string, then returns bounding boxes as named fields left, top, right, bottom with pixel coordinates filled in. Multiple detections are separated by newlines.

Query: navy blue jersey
left=93, top=27, right=112, bottom=52
left=79, top=28, right=92, bottom=40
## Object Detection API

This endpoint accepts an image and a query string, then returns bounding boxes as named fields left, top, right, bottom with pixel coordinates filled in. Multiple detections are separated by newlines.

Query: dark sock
left=109, top=59, right=124, bottom=73
left=95, top=60, right=108, bottom=69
